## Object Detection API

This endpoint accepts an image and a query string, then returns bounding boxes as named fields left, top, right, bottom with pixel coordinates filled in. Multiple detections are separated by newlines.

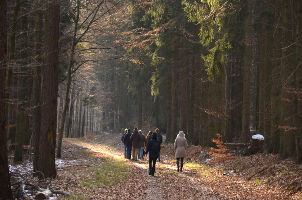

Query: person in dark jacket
left=146, top=133, right=161, bottom=176
left=124, top=129, right=132, bottom=159
left=121, top=128, right=128, bottom=158
left=154, top=128, right=163, bottom=162
left=130, top=128, right=140, bottom=161
left=145, top=131, right=152, bottom=159
left=146, top=131, right=152, bottom=142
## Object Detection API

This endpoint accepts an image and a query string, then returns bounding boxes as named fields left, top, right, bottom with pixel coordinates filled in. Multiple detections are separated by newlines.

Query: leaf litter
left=8, top=133, right=302, bottom=199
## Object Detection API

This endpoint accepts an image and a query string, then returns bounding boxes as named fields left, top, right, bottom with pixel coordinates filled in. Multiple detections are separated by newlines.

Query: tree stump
left=248, top=134, right=264, bottom=155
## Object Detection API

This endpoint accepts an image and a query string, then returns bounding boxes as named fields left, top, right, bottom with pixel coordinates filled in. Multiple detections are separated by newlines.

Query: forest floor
left=9, top=132, right=302, bottom=200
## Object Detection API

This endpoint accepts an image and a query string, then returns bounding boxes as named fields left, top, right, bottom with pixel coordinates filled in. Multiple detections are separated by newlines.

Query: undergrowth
left=208, top=133, right=235, bottom=163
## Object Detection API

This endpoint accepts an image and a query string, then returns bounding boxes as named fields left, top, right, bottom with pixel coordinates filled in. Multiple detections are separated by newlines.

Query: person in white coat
left=174, top=131, right=188, bottom=172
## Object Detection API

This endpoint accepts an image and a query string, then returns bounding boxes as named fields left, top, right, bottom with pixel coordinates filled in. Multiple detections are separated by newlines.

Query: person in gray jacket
left=174, top=131, right=188, bottom=172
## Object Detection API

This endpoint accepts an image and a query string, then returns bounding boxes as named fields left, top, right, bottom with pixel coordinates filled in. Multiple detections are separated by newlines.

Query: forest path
left=64, top=133, right=217, bottom=199
left=66, top=133, right=165, bottom=200
left=60, top=133, right=298, bottom=200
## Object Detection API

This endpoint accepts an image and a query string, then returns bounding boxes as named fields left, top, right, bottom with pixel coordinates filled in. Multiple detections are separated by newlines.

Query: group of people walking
left=121, top=128, right=188, bottom=176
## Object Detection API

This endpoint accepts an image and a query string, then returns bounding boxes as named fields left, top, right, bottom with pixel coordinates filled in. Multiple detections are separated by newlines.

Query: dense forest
left=0, top=0, right=302, bottom=198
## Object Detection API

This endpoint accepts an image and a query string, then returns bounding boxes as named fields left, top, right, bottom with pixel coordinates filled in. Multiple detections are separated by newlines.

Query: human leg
left=139, top=147, right=143, bottom=159
left=180, top=157, right=184, bottom=172
left=132, top=147, right=135, bottom=160
left=152, top=158, right=157, bottom=175
left=148, top=156, right=153, bottom=175
left=133, top=148, right=139, bottom=160
left=124, top=145, right=127, bottom=158
left=176, top=158, right=180, bottom=172
left=127, top=146, right=132, bottom=159
left=149, top=157, right=156, bottom=176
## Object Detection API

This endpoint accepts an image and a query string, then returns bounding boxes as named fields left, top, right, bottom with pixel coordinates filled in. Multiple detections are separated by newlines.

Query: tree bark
left=0, top=0, right=13, bottom=198
left=65, top=88, right=75, bottom=138
left=6, top=0, right=21, bottom=152
left=81, top=107, right=86, bottom=137
left=37, top=0, right=60, bottom=178
left=295, top=0, right=302, bottom=163
left=138, top=86, right=143, bottom=129
left=166, top=68, right=177, bottom=142
left=249, top=0, right=259, bottom=134
left=77, top=100, right=83, bottom=137
left=14, top=0, right=30, bottom=163
left=57, top=0, right=80, bottom=157
left=279, top=0, right=296, bottom=159
left=32, top=1, right=43, bottom=172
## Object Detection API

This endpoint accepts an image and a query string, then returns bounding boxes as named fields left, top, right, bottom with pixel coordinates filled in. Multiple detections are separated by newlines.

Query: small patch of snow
left=42, top=188, right=52, bottom=196
left=55, top=159, right=90, bottom=169
left=252, top=134, right=264, bottom=140
left=9, top=161, right=33, bottom=175
left=55, top=159, right=65, bottom=168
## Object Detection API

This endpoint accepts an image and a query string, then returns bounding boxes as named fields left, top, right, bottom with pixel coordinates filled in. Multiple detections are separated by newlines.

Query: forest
left=0, top=0, right=302, bottom=199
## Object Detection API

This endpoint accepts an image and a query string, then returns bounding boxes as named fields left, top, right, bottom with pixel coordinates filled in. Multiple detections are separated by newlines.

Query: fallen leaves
left=9, top=133, right=302, bottom=199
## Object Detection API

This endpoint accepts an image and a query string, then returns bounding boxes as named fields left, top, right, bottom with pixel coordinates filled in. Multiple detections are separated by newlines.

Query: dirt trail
left=10, top=133, right=298, bottom=199
left=65, top=133, right=229, bottom=199
left=65, top=134, right=220, bottom=199
left=66, top=135, right=166, bottom=200
left=63, top=133, right=298, bottom=200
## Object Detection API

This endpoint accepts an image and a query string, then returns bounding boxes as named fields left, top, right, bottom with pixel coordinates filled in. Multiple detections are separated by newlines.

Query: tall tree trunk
left=32, top=1, right=43, bottom=172
left=56, top=97, right=61, bottom=134
left=0, top=0, right=13, bottom=198
left=37, top=0, right=60, bottom=178
left=256, top=1, right=274, bottom=151
left=179, top=56, right=188, bottom=133
left=57, top=0, right=80, bottom=157
left=249, top=0, right=259, bottom=134
left=295, top=0, right=302, bottom=163
left=138, top=86, right=143, bottom=129
left=91, top=109, right=94, bottom=133
left=77, top=100, right=83, bottom=137
left=6, top=0, right=21, bottom=151
left=14, top=0, right=30, bottom=163
left=65, top=88, right=75, bottom=138
left=279, top=0, right=296, bottom=159
left=188, top=54, right=198, bottom=143
left=166, top=68, right=177, bottom=142
left=81, top=107, right=86, bottom=137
